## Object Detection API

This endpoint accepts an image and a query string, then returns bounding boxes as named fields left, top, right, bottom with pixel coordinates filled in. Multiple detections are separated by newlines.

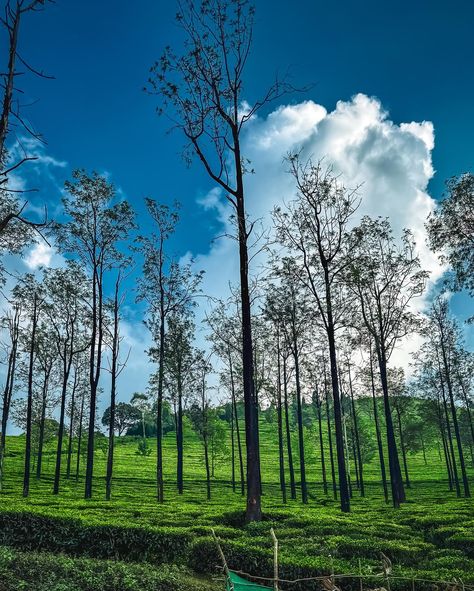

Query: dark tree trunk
left=23, top=293, right=38, bottom=498
left=325, top=279, right=350, bottom=512
left=276, top=332, right=286, bottom=503
left=204, top=433, right=211, bottom=501
left=420, top=433, right=427, bottom=466
left=441, top=381, right=460, bottom=496
left=369, top=349, right=389, bottom=503
left=324, top=362, right=337, bottom=500
left=0, top=309, right=19, bottom=490
left=283, top=354, right=296, bottom=500
left=292, top=329, right=308, bottom=503
left=395, top=404, right=410, bottom=488
left=348, top=364, right=364, bottom=496
left=85, top=260, right=104, bottom=499
left=231, top=137, right=261, bottom=522
left=438, top=399, right=454, bottom=491
left=177, top=376, right=184, bottom=494
left=76, top=391, right=85, bottom=482
left=229, top=352, right=245, bottom=496
left=54, top=340, right=75, bottom=495
left=440, top=346, right=470, bottom=497
left=339, top=376, right=352, bottom=499
left=106, top=277, right=120, bottom=501
left=156, top=312, right=165, bottom=502
left=231, top=397, right=235, bottom=492
left=458, top=376, right=474, bottom=457
left=375, top=339, right=406, bottom=507
left=0, top=4, right=20, bottom=157
left=66, top=371, right=79, bottom=479
left=36, top=370, right=49, bottom=480
left=316, top=390, right=328, bottom=495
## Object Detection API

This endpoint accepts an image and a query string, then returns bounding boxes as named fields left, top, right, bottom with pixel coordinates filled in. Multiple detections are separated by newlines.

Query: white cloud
left=193, top=93, right=441, bottom=374
left=24, top=241, right=54, bottom=269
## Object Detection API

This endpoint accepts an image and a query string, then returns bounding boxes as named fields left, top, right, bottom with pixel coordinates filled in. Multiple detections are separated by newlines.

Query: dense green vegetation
left=1, top=416, right=473, bottom=589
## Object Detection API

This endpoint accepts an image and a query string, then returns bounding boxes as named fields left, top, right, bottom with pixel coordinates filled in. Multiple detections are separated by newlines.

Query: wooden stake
left=270, top=528, right=279, bottom=591
left=211, top=528, right=233, bottom=590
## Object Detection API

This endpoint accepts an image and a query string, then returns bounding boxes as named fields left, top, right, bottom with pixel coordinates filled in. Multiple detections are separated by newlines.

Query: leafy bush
left=0, top=512, right=192, bottom=564
left=0, top=546, right=216, bottom=591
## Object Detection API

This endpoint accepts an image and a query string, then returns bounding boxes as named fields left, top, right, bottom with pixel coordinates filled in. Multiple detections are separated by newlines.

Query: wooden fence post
left=270, top=528, right=279, bottom=591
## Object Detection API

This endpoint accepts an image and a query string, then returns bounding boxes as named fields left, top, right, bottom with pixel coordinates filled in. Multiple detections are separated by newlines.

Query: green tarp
left=226, top=571, right=272, bottom=590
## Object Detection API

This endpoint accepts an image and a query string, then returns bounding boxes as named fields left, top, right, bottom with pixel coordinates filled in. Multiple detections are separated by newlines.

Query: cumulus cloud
left=24, top=242, right=54, bottom=269
left=193, top=93, right=441, bottom=372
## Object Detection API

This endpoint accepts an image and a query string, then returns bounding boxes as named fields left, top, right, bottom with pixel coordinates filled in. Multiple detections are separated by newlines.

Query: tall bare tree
left=0, top=0, right=53, bottom=240
left=347, top=216, right=428, bottom=507
left=151, top=0, right=293, bottom=522
left=55, top=171, right=135, bottom=499
left=274, top=156, right=359, bottom=512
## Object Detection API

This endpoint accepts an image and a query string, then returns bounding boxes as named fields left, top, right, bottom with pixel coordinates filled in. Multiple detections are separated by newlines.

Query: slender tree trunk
left=66, top=371, right=79, bottom=479
left=283, top=354, right=296, bottom=500
left=36, top=370, right=49, bottom=480
left=0, top=4, right=20, bottom=158
left=292, top=329, right=307, bottom=503
left=441, top=379, right=460, bottom=496
left=54, top=343, right=74, bottom=495
left=458, top=376, right=474, bottom=457
left=106, top=277, right=120, bottom=501
left=276, top=331, right=286, bottom=503
left=369, top=349, right=389, bottom=503
left=420, top=433, right=427, bottom=466
left=395, top=404, right=410, bottom=488
left=76, top=391, right=85, bottom=482
left=348, top=363, right=364, bottom=496
left=316, top=393, right=328, bottom=495
left=233, top=149, right=261, bottom=522
left=340, top=381, right=353, bottom=499
left=231, top=397, right=235, bottom=492
left=156, top=314, right=165, bottom=502
left=324, top=361, right=337, bottom=500
left=0, top=312, right=19, bottom=490
left=177, top=376, right=184, bottom=494
left=85, top=262, right=104, bottom=499
left=229, top=351, right=244, bottom=496
left=325, top=279, right=350, bottom=512
left=23, top=293, right=38, bottom=498
left=440, top=346, right=470, bottom=497
left=438, top=399, right=454, bottom=491
left=375, top=340, right=406, bottom=507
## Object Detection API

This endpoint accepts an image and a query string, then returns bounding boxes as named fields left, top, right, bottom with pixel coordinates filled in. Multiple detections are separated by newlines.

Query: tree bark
left=348, top=363, right=364, bottom=496
left=395, top=403, right=410, bottom=488
left=23, top=293, right=38, bottom=498
left=292, top=328, right=307, bottom=503
left=0, top=309, right=20, bottom=490
left=36, top=368, right=50, bottom=480
left=325, top=278, right=350, bottom=512
left=276, top=331, right=286, bottom=503
left=229, top=351, right=245, bottom=496
left=440, top=346, right=470, bottom=497
left=66, top=371, right=79, bottom=479
left=76, top=390, right=85, bottom=482
left=283, top=354, right=296, bottom=500
left=324, top=362, right=338, bottom=500
left=375, top=339, right=406, bottom=507
left=369, top=348, right=389, bottom=503
left=316, top=389, right=328, bottom=495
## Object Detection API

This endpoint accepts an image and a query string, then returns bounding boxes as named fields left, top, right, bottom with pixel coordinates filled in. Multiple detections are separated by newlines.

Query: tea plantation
left=0, top=419, right=473, bottom=590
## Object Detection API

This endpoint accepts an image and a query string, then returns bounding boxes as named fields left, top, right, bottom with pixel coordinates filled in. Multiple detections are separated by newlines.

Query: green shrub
left=0, top=546, right=216, bottom=591
left=0, top=512, right=192, bottom=564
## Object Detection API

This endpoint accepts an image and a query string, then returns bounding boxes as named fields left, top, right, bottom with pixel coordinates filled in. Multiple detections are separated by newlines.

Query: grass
left=0, top=416, right=473, bottom=589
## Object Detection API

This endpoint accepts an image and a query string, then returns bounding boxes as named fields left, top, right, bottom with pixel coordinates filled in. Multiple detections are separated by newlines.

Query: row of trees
left=0, top=0, right=473, bottom=523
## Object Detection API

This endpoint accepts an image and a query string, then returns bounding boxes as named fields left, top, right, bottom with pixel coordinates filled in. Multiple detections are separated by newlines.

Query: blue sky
left=6, top=0, right=474, bottom=414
